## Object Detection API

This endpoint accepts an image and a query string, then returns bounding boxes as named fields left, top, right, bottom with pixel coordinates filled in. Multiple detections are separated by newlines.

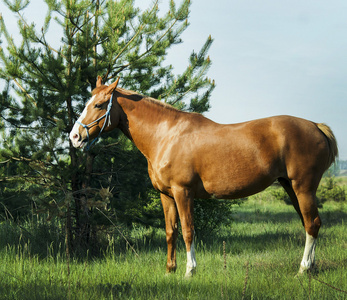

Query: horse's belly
left=196, top=168, right=278, bottom=199
left=198, top=179, right=274, bottom=199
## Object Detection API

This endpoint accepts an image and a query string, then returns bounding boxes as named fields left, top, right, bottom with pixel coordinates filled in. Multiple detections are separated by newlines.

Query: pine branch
left=106, top=6, right=186, bottom=82
left=0, top=13, right=16, bottom=50
left=12, top=78, right=37, bottom=107
left=135, top=18, right=180, bottom=62
left=111, top=25, right=144, bottom=68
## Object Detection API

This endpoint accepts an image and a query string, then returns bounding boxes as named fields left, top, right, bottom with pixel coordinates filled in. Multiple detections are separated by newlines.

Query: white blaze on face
left=185, top=240, right=197, bottom=277
left=69, top=96, right=95, bottom=148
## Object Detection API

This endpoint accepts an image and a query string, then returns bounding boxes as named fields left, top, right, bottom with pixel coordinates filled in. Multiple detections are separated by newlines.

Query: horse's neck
left=118, top=97, right=181, bottom=158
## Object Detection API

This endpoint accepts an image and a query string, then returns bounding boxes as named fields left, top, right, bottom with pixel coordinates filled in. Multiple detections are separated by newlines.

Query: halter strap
left=77, top=93, right=114, bottom=150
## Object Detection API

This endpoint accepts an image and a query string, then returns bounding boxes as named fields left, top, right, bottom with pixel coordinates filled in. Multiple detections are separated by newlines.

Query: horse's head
left=69, top=77, right=120, bottom=149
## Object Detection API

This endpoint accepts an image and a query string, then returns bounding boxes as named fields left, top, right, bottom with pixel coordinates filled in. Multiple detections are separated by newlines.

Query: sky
left=160, top=0, right=347, bottom=159
left=1, top=0, right=346, bottom=159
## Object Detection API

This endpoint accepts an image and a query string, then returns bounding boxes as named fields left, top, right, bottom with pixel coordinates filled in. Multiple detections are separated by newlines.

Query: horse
left=70, top=77, right=338, bottom=277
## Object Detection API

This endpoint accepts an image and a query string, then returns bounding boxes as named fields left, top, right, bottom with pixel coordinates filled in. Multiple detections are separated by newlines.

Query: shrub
left=269, top=186, right=291, bottom=205
left=317, top=176, right=346, bottom=203
left=194, top=197, right=245, bottom=236
left=269, top=176, right=346, bottom=207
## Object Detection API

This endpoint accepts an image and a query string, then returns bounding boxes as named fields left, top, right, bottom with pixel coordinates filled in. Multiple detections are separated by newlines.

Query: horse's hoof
left=296, top=265, right=316, bottom=277
left=184, top=268, right=196, bottom=278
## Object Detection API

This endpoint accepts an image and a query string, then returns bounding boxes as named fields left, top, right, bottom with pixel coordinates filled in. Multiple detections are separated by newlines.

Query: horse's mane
left=92, top=85, right=185, bottom=120
left=117, top=88, right=179, bottom=112
left=91, top=85, right=181, bottom=113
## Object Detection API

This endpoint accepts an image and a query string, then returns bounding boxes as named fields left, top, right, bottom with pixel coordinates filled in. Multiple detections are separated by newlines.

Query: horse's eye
left=94, top=103, right=102, bottom=109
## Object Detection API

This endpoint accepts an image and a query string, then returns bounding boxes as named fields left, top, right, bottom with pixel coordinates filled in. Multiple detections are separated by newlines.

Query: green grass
left=0, top=196, right=346, bottom=299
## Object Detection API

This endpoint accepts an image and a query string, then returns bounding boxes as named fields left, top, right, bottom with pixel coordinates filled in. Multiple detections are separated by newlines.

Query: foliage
left=0, top=217, right=65, bottom=258
left=317, top=176, right=346, bottom=203
left=194, top=198, right=244, bottom=236
left=0, top=0, right=215, bottom=252
left=269, top=176, right=346, bottom=208
left=268, top=185, right=291, bottom=205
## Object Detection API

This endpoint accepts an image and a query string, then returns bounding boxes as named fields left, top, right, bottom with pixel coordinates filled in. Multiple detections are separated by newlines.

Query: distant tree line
left=338, top=160, right=347, bottom=171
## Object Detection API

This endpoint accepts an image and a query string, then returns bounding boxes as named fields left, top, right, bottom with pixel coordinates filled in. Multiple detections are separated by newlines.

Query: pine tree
left=0, top=0, right=214, bottom=252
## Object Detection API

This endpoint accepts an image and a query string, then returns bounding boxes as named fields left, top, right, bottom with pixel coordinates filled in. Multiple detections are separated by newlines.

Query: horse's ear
left=96, top=76, right=103, bottom=87
left=106, top=77, right=120, bottom=95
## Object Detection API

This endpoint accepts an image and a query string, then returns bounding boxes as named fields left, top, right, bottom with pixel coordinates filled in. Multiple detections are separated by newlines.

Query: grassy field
left=0, top=193, right=346, bottom=299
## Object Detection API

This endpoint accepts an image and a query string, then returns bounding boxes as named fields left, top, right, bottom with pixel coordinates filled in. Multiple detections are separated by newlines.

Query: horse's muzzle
left=69, top=130, right=85, bottom=148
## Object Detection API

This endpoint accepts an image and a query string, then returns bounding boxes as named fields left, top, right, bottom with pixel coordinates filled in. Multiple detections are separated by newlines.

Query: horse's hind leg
left=292, top=181, right=322, bottom=274
left=297, top=193, right=321, bottom=274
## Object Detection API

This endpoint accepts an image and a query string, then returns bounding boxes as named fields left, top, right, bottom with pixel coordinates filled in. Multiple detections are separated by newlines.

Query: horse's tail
left=316, top=123, right=338, bottom=168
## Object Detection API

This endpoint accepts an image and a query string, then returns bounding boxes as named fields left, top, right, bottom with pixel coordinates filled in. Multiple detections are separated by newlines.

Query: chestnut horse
left=70, top=77, right=338, bottom=277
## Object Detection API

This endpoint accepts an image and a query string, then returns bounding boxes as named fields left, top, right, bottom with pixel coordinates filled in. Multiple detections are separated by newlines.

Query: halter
left=76, top=93, right=114, bottom=150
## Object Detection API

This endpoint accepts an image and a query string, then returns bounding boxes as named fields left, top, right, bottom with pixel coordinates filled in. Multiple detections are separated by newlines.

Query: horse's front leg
left=172, top=187, right=196, bottom=277
left=160, top=193, right=179, bottom=274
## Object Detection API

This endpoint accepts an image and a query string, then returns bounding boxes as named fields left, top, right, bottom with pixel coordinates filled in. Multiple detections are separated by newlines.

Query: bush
left=317, top=176, right=346, bottom=203
left=270, top=176, right=346, bottom=208
left=0, top=218, right=65, bottom=257
left=269, top=186, right=291, bottom=205
left=194, top=198, right=244, bottom=236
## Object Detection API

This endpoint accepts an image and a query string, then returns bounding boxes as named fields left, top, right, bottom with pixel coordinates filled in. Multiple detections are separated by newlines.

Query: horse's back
left=174, top=115, right=329, bottom=198
left=150, top=114, right=332, bottom=199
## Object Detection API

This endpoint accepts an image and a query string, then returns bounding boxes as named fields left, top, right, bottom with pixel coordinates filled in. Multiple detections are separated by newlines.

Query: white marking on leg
left=299, top=231, right=317, bottom=273
left=185, top=240, right=197, bottom=277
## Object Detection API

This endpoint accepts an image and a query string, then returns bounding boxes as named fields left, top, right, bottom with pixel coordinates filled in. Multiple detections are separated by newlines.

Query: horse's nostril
left=73, top=133, right=79, bottom=140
